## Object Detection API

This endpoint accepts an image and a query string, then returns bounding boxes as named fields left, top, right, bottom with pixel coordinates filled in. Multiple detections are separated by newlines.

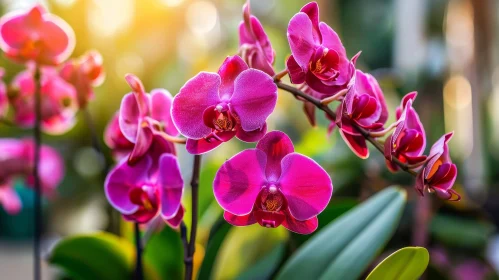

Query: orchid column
left=0, top=5, right=75, bottom=279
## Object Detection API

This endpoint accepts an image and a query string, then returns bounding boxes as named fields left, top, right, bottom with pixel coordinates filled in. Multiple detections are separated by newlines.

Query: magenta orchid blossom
left=60, top=50, right=105, bottom=108
left=119, top=74, right=178, bottom=165
left=0, top=4, right=75, bottom=65
left=0, top=139, right=64, bottom=214
left=9, top=66, right=78, bottom=134
left=171, top=55, right=277, bottom=154
left=286, top=2, right=359, bottom=97
left=238, top=2, right=275, bottom=76
left=105, top=154, right=184, bottom=227
left=214, top=131, right=333, bottom=234
left=334, top=70, right=389, bottom=159
left=384, top=92, right=427, bottom=172
left=416, top=132, right=460, bottom=201
left=104, top=112, right=134, bottom=162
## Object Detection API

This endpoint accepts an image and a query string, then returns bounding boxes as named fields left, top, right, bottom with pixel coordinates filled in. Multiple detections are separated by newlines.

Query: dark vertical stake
left=184, top=154, right=202, bottom=280
left=33, top=66, right=42, bottom=280
left=134, top=222, right=144, bottom=280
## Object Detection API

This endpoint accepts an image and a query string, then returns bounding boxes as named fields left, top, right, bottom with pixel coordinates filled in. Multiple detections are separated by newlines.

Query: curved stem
left=134, top=222, right=144, bottom=280
left=33, top=66, right=42, bottom=280
left=274, top=81, right=417, bottom=177
left=184, top=154, right=202, bottom=280
left=157, top=131, right=187, bottom=145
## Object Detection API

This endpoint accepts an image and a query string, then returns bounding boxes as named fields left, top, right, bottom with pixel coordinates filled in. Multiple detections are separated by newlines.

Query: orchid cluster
left=0, top=5, right=104, bottom=212
left=103, top=1, right=459, bottom=236
left=0, top=2, right=462, bottom=280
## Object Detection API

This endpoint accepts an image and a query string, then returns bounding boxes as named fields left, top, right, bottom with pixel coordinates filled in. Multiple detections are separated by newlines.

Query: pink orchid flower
left=0, top=4, right=75, bottom=65
left=119, top=74, right=178, bottom=165
left=335, top=70, right=388, bottom=159
left=0, top=138, right=64, bottom=214
left=286, top=2, right=359, bottom=97
left=105, top=154, right=184, bottom=227
left=416, top=132, right=460, bottom=201
left=238, top=2, right=275, bottom=76
left=172, top=55, right=277, bottom=154
left=0, top=68, right=7, bottom=117
left=60, top=50, right=105, bottom=108
left=214, top=131, right=333, bottom=234
left=9, top=66, right=78, bottom=134
left=384, top=92, right=427, bottom=171
left=104, top=112, right=134, bottom=162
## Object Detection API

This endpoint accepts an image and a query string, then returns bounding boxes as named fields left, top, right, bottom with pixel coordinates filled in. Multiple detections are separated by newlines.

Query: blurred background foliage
left=0, top=0, right=499, bottom=279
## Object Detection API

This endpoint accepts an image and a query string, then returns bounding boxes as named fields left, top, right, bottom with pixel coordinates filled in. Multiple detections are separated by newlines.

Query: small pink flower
left=0, top=138, right=64, bottom=214
left=9, top=66, right=78, bottom=134
left=0, top=4, right=75, bottom=65
left=416, top=132, right=460, bottom=201
left=60, top=50, right=105, bottom=108
left=384, top=92, right=426, bottom=171
left=238, top=2, right=275, bottom=76
left=104, top=112, right=134, bottom=162
left=335, top=70, right=388, bottom=159
left=172, top=55, right=277, bottom=154
left=0, top=68, right=8, bottom=117
left=105, top=154, right=184, bottom=227
left=214, top=131, right=333, bottom=234
left=119, top=74, right=178, bottom=165
left=286, top=2, right=359, bottom=97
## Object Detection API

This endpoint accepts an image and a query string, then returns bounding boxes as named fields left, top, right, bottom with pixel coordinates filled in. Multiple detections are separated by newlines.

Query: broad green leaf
left=49, top=232, right=134, bottom=280
left=213, top=224, right=288, bottom=279
left=291, top=198, right=357, bottom=245
left=197, top=218, right=232, bottom=280
left=366, top=247, right=429, bottom=280
left=276, top=187, right=406, bottom=280
left=144, top=225, right=183, bottom=280
left=237, top=243, right=286, bottom=280
left=430, top=214, right=495, bottom=250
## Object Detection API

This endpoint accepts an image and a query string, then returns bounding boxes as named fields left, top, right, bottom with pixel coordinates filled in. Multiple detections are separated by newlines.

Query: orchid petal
left=230, top=69, right=277, bottom=132
left=279, top=153, right=332, bottom=221
left=171, top=72, right=221, bottom=139
left=158, top=154, right=184, bottom=219
left=214, top=149, right=267, bottom=216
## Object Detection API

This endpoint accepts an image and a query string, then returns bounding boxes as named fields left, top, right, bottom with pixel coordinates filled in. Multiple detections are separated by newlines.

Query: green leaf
left=291, top=198, right=357, bottom=245
left=276, top=187, right=406, bottom=280
left=197, top=219, right=232, bottom=280
left=430, top=214, right=495, bottom=250
left=143, top=226, right=183, bottom=280
left=49, top=232, right=134, bottom=280
left=237, top=243, right=286, bottom=280
left=213, top=224, right=288, bottom=279
left=366, top=247, right=429, bottom=280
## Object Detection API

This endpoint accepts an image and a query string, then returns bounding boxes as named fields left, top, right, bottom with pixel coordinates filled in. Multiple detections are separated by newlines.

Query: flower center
left=260, top=185, right=284, bottom=212
left=129, top=185, right=157, bottom=211
left=309, top=47, right=340, bottom=81
left=212, top=104, right=237, bottom=132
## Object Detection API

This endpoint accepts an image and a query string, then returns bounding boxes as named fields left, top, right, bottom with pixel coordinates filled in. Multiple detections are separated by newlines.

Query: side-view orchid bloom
left=105, top=154, right=184, bottom=227
left=214, top=131, right=333, bottom=234
left=384, top=92, right=427, bottom=171
left=286, top=1, right=359, bottom=97
left=416, top=132, right=460, bottom=201
left=60, top=50, right=105, bottom=108
left=171, top=55, right=277, bottom=154
left=9, top=66, right=78, bottom=134
left=0, top=4, right=75, bottom=65
left=119, top=74, right=178, bottom=165
left=104, top=112, right=134, bottom=162
left=335, top=70, right=388, bottom=159
left=238, top=2, right=275, bottom=76
left=0, top=138, right=64, bottom=214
